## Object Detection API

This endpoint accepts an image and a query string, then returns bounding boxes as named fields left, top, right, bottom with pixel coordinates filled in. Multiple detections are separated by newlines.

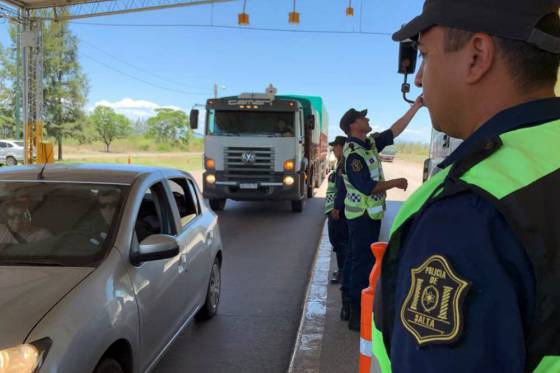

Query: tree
left=41, top=12, right=88, bottom=160
left=146, top=108, right=192, bottom=145
left=0, top=12, right=88, bottom=160
left=90, top=106, right=130, bottom=152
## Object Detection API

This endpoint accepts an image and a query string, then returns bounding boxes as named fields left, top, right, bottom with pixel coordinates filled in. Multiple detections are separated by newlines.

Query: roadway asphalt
left=153, top=195, right=327, bottom=373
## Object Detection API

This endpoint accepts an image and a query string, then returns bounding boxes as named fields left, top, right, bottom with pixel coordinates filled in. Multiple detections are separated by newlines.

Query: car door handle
left=178, top=253, right=188, bottom=273
left=206, top=231, right=214, bottom=245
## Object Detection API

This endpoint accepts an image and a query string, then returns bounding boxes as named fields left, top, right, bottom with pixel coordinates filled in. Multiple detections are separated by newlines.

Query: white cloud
left=90, top=98, right=182, bottom=120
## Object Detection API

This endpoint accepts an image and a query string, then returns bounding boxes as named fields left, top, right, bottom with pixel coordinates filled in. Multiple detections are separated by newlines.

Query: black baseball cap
left=392, top=0, right=560, bottom=54
left=340, top=109, right=367, bottom=134
left=329, top=136, right=347, bottom=147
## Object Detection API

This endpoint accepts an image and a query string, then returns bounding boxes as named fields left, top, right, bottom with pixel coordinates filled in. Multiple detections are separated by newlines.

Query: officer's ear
left=464, top=33, right=497, bottom=85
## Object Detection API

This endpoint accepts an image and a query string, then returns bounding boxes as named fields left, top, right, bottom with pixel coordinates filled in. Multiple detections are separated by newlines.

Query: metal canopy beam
left=0, top=0, right=235, bottom=20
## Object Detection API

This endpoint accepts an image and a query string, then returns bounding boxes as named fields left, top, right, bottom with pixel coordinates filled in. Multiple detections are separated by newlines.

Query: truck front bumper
left=203, top=171, right=305, bottom=201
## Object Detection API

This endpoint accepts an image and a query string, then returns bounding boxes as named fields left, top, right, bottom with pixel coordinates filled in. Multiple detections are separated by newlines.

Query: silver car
left=0, top=164, right=223, bottom=373
left=0, top=139, right=25, bottom=166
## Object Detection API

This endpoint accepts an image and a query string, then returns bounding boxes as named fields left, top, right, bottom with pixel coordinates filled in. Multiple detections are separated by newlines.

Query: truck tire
left=209, top=198, right=226, bottom=211
left=93, top=358, right=124, bottom=373
left=291, top=199, right=304, bottom=213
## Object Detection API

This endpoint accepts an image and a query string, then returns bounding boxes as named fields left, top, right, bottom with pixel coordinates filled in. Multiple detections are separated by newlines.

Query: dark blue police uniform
left=327, top=161, right=348, bottom=282
left=387, top=98, right=560, bottom=372
left=343, top=130, right=394, bottom=315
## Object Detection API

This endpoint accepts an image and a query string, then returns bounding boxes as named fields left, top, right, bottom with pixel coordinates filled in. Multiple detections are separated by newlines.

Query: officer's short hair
left=443, top=14, right=560, bottom=90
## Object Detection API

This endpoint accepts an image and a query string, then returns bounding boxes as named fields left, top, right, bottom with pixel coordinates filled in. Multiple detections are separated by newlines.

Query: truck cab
left=422, top=129, right=462, bottom=181
left=192, top=85, right=328, bottom=212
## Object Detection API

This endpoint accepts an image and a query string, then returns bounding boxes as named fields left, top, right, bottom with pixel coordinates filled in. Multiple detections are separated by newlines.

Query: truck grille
left=224, top=147, right=275, bottom=181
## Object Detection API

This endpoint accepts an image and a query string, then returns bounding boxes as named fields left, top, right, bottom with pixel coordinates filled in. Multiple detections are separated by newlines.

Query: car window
left=4, top=143, right=13, bottom=148
left=0, top=182, right=127, bottom=267
left=167, top=178, right=198, bottom=228
left=187, top=179, right=201, bottom=214
left=134, top=182, right=175, bottom=243
left=0, top=142, right=6, bottom=148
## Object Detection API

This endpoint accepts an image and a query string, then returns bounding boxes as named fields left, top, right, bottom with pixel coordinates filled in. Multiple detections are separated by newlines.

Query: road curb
left=288, top=220, right=331, bottom=372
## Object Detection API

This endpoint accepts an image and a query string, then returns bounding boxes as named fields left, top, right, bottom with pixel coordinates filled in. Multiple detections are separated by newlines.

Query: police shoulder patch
left=351, top=159, right=363, bottom=172
left=400, top=255, right=470, bottom=346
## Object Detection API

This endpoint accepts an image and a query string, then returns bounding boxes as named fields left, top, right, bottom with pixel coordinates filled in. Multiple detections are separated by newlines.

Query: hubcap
left=208, top=263, right=221, bottom=311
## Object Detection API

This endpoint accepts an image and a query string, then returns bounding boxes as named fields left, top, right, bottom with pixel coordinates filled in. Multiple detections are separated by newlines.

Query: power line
left=80, top=51, right=210, bottom=96
left=71, top=21, right=392, bottom=36
left=79, top=38, right=210, bottom=90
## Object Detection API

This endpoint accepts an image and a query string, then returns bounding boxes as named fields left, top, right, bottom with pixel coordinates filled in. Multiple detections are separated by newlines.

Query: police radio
left=398, top=39, right=418, bottom=104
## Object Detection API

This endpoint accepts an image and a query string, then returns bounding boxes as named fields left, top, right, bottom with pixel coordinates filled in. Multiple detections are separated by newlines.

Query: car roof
left=0, top=163, right=190, bottom=185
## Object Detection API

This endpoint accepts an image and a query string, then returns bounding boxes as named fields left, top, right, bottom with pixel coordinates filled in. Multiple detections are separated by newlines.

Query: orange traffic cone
left=359, top=242, right=389, bottom=373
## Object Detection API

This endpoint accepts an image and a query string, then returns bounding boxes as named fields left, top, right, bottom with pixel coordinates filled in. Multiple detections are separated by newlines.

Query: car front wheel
left=196, top=258, right=221, bottom=321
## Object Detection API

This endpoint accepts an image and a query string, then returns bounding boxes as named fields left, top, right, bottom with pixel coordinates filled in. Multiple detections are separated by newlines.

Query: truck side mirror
left=397, top=39, right=418, bottom=104
left=398, top=39, right=418, bottom=75
left=190, top=109, right=199, bottom=130
left=308, top=114, right=315, bottom=130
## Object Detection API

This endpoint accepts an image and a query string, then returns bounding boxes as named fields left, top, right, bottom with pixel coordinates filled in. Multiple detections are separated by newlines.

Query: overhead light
left=346, top=0, right=354, bottom=16
left=238, top=0, right=249, bottom=25
left=289, top=0, right=300, bottom=24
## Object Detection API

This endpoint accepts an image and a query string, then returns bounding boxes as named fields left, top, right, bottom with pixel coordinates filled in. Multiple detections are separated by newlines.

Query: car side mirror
left=190, top=109, right=199, bottom=130
left=398, top=39, right=418, bottom=104
left=308, top=114, right=315, bottom=130
left=131, top=234, right=179, bottom=265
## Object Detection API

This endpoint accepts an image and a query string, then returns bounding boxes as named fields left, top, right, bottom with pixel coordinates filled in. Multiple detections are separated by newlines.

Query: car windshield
left=0, top=182, right=127, bottom=267
left=207, top=110, right=295, bottom=137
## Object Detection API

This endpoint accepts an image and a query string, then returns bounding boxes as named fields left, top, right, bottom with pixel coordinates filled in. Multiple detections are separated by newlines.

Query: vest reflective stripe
left=343, top=139, right=386, bottom=220
left=325, top=173, right=336, bottom=214
left=534, top=357, right=560, bottom=373
left=372, top=119, right=560, bottom=372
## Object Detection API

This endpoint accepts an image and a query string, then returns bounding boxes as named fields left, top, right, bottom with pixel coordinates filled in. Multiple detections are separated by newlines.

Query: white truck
left=422, top=130, right=462, bottom=181
left=190, top=85, right=329, bottom=213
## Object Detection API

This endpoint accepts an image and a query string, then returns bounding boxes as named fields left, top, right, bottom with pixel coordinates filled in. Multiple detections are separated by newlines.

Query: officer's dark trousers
left=327, top=215, right=348, bottom=274
left=344, top=213, right=381, bottom=309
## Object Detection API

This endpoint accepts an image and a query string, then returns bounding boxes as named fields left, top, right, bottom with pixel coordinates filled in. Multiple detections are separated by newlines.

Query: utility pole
left=214, top=83, right=226, bottom=98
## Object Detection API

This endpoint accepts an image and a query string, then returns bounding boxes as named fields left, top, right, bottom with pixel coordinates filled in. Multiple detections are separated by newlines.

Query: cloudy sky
left=1, top=0, right=432, bottom=143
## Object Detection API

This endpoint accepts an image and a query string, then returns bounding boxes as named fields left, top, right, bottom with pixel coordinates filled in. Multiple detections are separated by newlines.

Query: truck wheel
left=209, top=199, right=226, bottom=211
left=93, top=358, right=124, bottom=373
left=5, top=156, right=16, bottom=166
left=291, top=199, right=304, bottom=213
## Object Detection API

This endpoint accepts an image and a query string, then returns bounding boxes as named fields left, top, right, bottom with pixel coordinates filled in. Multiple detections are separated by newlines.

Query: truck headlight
left=283, top=176, right=295, bottom=186
left=206, top=174, right=216, bottom=184
left=0, top=344, right=40, bottom=373
left=283, top=160, right=295, bottom=171
left=205, top=158, right=215, bottom=169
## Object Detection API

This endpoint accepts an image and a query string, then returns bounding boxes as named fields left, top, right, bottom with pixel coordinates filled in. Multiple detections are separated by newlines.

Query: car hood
left=0, top=266, right=94, bottom=348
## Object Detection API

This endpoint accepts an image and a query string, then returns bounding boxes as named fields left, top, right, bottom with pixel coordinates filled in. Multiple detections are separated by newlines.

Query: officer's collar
left=439, top=97, right=560, bottom=169
left=347, top=136, right=371, bottom=149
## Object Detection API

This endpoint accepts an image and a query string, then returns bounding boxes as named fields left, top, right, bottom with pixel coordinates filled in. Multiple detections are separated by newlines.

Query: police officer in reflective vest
left=371, top=0, right=560, bottom=371
left=339, top=101, right=423, bottom=330
left=325, top=136, right=348, bottom=287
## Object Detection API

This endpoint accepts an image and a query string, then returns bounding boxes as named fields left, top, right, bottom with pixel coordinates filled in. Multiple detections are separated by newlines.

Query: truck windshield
left=207, top=110, right=295, bottom=137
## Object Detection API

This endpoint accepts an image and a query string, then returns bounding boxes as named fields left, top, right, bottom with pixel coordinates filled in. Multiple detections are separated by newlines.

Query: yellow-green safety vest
left=371, top=119, right=560, bottom=373
left=342, top=136, right=386, bottom=220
